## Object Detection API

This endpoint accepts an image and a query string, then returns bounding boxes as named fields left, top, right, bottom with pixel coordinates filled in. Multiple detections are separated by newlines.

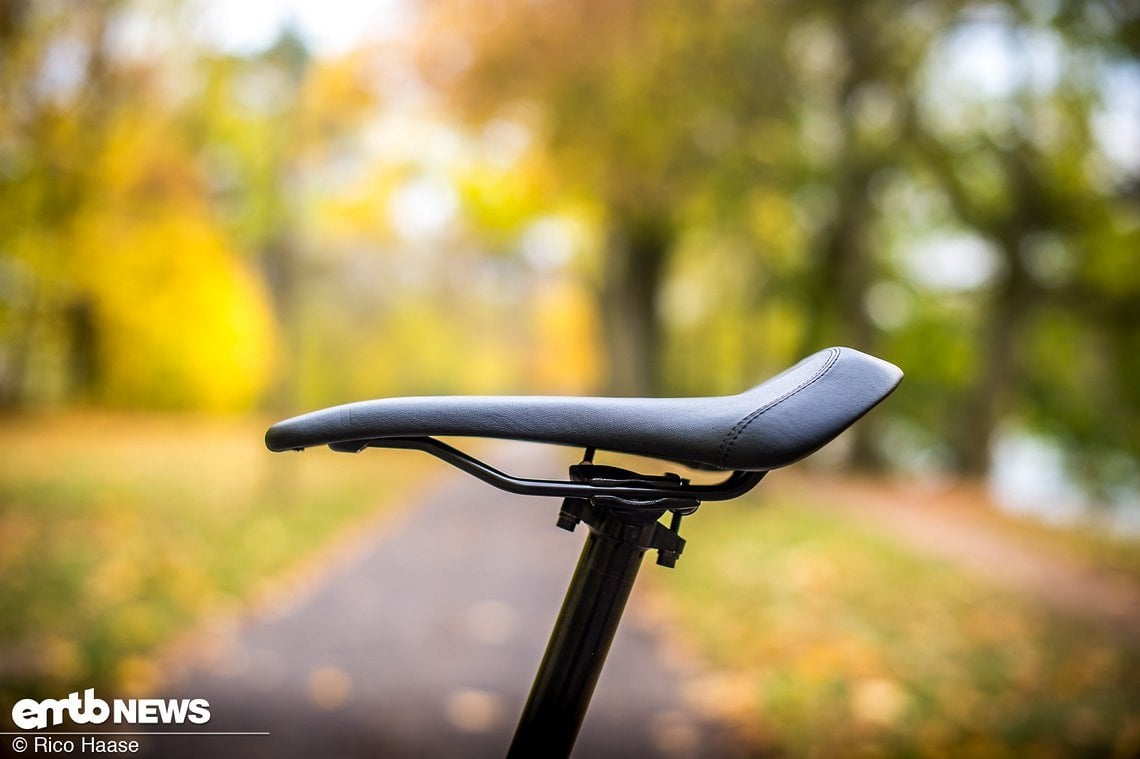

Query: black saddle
left=265, top=347, right=902, bottom=474
left=265, top=346, right=902, bottom=747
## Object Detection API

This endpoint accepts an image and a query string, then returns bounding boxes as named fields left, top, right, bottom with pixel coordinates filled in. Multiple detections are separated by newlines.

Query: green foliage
left=419, top=0, right=1139, bottom=495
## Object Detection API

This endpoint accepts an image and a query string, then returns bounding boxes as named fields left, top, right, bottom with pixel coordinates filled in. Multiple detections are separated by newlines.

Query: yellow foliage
left=747, top=188, right=802, bottom=263
left=297, top=51, right=382, bottom=150
left=69, top=207, right=278, bottom=411
left=528, top=279, right=602, bottom=393
left=19, top=105, right=285, bottom=411
left=454, top=147, right=565, bottom=241
left=310, top=167, right=400, bottom=243
left=93, top=112, right=207, bottom=210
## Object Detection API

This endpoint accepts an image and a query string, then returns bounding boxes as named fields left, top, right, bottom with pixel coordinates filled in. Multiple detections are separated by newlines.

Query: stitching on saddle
left=715, top=347, right=841, bottom=469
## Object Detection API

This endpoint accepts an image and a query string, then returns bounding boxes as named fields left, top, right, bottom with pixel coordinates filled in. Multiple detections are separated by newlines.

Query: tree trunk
left=800, top=158, right=881, bottom=469
left=0, top=284, right=39, bottom=408
left=797, top=9, right=886, bottom=469
left=261, top=230, right=300, bottom=411
left=65, top=297, right=99, bottom=401
left=955, top=234, right=1031, bottom=476
left=600, top=215, right=672, bottom=396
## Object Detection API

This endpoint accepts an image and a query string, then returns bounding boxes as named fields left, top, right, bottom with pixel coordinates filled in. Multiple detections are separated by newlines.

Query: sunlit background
left=2, top=0, right=1138, bottom=755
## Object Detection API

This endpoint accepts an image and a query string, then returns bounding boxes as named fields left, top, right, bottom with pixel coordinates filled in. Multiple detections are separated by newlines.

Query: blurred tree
left=187, top=33, right=413, bottom=408
left=416, top=0, right=1139, bottom=493
left=417, top=0, right=793, bottom=394
left=67, top=102, right=280, bottom=410
left=901, top=1, right=1140, bottom=481
left=780, top=0, right=967, bottom=468
left=0, top=0, right=280, bottom=410
left=0, top=0, right=121, bottom=404
left=186, top=30, right=311, bottom=410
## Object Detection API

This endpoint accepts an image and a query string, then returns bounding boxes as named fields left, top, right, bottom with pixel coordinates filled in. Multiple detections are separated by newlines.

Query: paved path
left=148, top=444, right=738, bottom=759
left=788, top=474, right=1140, bottom=642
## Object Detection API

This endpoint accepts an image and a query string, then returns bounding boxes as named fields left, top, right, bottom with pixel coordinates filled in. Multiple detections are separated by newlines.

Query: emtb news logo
left=11, top=689, right=210, bottom=730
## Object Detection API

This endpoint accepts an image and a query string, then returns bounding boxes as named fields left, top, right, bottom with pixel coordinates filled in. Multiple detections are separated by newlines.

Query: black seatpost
left=507, top=458, right=697, bottom=758
left=507, top=521, right=644, bottom=757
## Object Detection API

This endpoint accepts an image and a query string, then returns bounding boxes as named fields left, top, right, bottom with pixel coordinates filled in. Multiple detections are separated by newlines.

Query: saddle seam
left=715, top=347, right=842, bottom=469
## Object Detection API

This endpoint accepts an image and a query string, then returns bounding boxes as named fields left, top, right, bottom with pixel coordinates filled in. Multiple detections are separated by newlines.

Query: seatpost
left=507, top=456, right=697, bottom=758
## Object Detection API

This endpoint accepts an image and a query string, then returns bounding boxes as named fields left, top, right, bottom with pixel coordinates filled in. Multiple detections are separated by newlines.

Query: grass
left=655, top=485, right=1140, bottom=759
left=0, top=412, right=430, bottom=713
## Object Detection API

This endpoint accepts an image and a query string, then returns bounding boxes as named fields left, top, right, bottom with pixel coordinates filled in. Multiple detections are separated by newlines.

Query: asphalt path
left=146, top=444, right=738, bottom=759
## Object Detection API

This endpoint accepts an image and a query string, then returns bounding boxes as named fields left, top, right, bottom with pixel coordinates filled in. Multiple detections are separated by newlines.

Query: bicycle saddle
left=265, top=347, right=902, bottom=472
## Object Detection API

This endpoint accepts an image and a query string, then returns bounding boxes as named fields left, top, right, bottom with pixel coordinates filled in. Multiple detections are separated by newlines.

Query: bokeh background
left=1, top=0, right=1138, bottom=756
